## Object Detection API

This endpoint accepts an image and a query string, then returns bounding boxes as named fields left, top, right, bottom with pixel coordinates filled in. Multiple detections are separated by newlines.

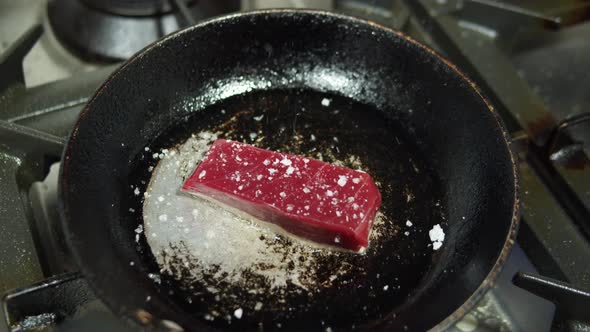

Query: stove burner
left=47, top=0, right=239, bottom=62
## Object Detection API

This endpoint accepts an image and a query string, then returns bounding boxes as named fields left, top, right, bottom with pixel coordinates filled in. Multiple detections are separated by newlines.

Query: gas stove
left=1, top=0, right=589, bottom=331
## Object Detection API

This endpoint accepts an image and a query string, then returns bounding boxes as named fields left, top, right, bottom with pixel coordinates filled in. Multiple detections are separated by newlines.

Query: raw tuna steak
left=181, top=139, right=381, bottom=252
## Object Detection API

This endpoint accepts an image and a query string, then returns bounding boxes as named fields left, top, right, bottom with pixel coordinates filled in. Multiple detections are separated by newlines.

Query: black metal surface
left=59, top=10, right=518, bottom=332
left=513, top=272, right=590, bottom=321
left=129, top=88, right=447, bottom=331
left=47, top=0, right=239, bottom=62
left=81, top=0, right=194, bottom=16
left=3, top=273, right=91, bottom=329
left=0, top=25, right=42, bottom=95
left=404, top=0, right=590, bottom=288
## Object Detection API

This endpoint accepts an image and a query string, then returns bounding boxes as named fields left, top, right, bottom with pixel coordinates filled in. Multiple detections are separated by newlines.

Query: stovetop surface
left=1, top=0, right=589, bottom=331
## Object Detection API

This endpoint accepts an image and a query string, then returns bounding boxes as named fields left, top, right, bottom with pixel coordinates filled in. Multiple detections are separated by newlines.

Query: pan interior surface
left=60, top=10, right=518, bottom=332
left=130, top=88, right=447, bottom=331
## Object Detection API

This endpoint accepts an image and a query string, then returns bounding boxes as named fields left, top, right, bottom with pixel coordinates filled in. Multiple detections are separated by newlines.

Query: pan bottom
left=127, top=88, right=447, bottom=331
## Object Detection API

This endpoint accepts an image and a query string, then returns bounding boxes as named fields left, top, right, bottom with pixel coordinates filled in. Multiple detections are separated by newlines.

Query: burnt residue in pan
left=126, top=88, right=447, bottom=331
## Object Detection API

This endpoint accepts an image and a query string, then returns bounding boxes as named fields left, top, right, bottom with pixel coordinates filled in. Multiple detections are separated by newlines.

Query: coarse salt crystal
left=157, top=196, right=165, bottom=202
left=256, top=174, right=263, bottom=180
left=254, top=302, right=263, bottom=311
left=433, top=242, right=443, bottom=250
left=279, top=192, right=287, bottom=198
left=268, top=168, right=278, bottom=175
left=337, top=175, right=348, bottom=187
left=383, top=285, right=389, bottom=290
left=286, top=166, right=295, bottom=175
left=302, top=187, right=311, bottom=194
left=234, top=308, right=243, bottom=319
left=158, top=214, right=168, bottom=221
left=263, top=159, right=270, bottom=166
left=352, top=178, right=361, bottom=184
left=253, top=115, right=264, bottom=121
left=429, top=224, right=445, bottom=242
left=326, top=190, right=334, bottom=197
left=321, top=98, right=331, bottom=106
left=404, top=231, right=410, bottom=236
left=406, top=220, right=413, bottom=227
left=310, top=134, right=316, bottom=141
left=280, top=158, right=292, bottom=166
left=134, top=188, right=140, bottom=195
left=198, top=170, right=206, bottom=179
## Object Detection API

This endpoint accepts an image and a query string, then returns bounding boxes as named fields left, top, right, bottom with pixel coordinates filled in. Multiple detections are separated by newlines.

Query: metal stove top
left=1, top=0, right=589, bottom=331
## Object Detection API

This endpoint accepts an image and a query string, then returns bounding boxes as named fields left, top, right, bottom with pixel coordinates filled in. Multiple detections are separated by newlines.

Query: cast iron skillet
left=59, top=9, right=519, bottom=331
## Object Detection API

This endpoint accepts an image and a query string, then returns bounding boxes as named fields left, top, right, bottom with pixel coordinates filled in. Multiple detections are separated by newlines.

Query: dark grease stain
left=126, top=89, right=447, bottom=331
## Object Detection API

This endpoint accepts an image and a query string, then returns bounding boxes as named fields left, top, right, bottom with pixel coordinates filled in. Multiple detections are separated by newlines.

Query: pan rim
left=59, top=8, right=520, bottom=332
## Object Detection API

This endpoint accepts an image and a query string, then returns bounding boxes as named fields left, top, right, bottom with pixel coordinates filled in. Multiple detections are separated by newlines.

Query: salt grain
left=337, top=175, right=348, bottom=187
left=326, top=190, right=334, bottom=197
left=406, top=220, right=413, bottom=227
left=302, top=187, right=311, bottom=194
left=254, top=302, right=263, bottom=311
left=157, top=196, right=165, bottom=202
left=286, top=166, right=295, bottom=175
left=253, top=115, right=264, bottom=121
left=198, top=170, right=206, bottom=179
left=279, top=192, right=286, bottom=198
left=233, top=308, right=243, bottom=319
left=383, top=285, right=389, bottom=290
left=280, top=158, right=292, bottom=166
left=429, top=224, right=445, bottom=242
left=321, top=98, right=331, bottom=106
left=158, top=214, right=168, bottom=221
left=134, top=188, right=140, bottom=195
left=352, top=178, right=360, bottom=184
left=429, top=224, right=445, bottom=251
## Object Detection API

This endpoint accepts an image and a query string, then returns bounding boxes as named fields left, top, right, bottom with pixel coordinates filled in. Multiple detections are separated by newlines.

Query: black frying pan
left=59, top=9, right=519, bottom=331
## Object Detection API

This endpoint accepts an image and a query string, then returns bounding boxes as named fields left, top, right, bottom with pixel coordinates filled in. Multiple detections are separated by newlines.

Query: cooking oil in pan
left=127, top=89, right=447, bottom=331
